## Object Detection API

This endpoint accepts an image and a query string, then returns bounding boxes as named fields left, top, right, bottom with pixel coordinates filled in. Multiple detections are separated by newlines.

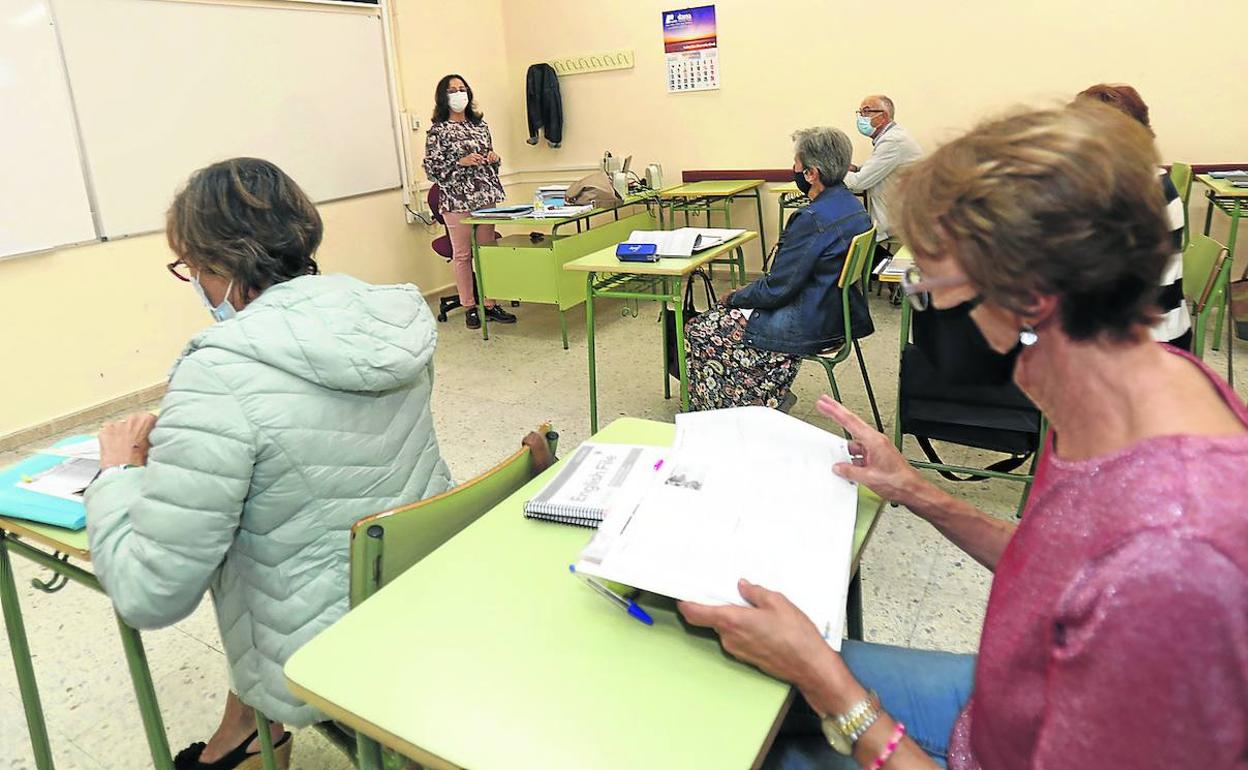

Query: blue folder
left=0, top=436, right=94, bottom=530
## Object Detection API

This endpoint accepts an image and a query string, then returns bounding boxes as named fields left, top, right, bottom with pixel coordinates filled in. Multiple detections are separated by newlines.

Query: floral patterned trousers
left=684, top=306, right=801, bottom=411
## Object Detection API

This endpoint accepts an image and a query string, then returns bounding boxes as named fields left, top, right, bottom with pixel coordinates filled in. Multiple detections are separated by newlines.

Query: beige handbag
left=565, top=171, right=622, bottom=207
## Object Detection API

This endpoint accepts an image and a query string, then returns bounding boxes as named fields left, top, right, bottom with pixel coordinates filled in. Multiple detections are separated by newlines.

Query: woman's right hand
left=817, top=395, right=928, bottom=507
left=458, top=153, right=487, bottom=166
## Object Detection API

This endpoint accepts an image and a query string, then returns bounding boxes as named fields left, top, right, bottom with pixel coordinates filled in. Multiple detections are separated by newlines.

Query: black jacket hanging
left=525, top=63, right=563, bottom=148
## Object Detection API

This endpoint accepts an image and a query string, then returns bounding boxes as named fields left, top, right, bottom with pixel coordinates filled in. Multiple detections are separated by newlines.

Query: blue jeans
left=763, top=640, right=976, bottom=770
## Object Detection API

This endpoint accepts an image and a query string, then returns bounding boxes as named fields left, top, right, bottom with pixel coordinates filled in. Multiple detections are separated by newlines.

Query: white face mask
left=191, top=272, right=237, bottom=322
left=447, top=92, right=470, bottom=113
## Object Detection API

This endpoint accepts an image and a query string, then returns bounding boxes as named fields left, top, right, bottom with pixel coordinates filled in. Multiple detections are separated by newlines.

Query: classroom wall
left=0, top=0, right=508, bottom=441
left=497, top=0, right=1248, bottom=172
left=4, top=0, right=1246, bottom=439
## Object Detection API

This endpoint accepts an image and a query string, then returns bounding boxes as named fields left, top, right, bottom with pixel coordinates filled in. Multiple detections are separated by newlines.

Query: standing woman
left=423, top=73, right=517, bottom=330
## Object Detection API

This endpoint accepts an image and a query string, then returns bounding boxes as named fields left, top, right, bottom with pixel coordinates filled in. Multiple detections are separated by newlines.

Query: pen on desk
left=568, top=565, right=653, bottom=625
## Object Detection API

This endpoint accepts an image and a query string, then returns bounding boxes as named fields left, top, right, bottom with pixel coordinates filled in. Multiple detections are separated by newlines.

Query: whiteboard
left=0, top=0, right=96, bottom=259
left=52, top=0, right=401, bottom=238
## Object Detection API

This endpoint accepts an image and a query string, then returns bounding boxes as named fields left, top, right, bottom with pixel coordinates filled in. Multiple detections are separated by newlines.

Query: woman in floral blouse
left=423, top=74, right=517, bottom=329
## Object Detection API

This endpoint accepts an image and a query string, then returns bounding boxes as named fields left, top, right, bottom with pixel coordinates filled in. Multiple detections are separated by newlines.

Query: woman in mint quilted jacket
left=86, top=158, right=452, bottom=769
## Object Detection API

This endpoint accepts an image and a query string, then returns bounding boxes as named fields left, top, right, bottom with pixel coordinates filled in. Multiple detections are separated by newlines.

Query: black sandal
left=174, top=730, right=293, bottom=770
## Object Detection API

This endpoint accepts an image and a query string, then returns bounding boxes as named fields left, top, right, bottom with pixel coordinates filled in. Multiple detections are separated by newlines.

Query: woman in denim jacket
left=685, top=126, right=874, bottom=411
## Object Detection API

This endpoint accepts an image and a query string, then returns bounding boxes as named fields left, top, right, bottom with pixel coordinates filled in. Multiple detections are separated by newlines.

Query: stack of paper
left=575, top=407, right=858, bottom=648
left=531, top=204, right=594, bottom=219
left=625, top=227, right=746, bottom=257
left=470, top=205, right=535, bottom=219
left=875, top=255, right=912, bottom=278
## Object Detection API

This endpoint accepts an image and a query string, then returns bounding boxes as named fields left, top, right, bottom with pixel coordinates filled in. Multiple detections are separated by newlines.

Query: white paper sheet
left=17, top=458, right=99, bottom=502
left=576, top=407, right=858, bottom=647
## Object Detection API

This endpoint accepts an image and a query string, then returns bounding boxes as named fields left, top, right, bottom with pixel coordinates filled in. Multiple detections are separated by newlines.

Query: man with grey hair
left=845, top=94, right=924, bottom=257
left=683, top=126, right=876, bottom=415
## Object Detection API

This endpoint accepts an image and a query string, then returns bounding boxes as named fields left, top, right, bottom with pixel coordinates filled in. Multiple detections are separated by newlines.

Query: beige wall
left=498, top=0, right=1248, bottom=171
left=3, top=0, right=1246, bottom=438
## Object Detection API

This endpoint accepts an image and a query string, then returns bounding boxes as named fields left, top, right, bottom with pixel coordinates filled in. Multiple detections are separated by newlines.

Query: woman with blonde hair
left=680, top=103, right=1248, bottom=770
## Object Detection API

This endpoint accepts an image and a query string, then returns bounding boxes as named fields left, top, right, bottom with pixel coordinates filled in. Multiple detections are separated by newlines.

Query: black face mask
left=913, top=299, right=1021, bottom=387
left=793, top=169, right=812, bottom=196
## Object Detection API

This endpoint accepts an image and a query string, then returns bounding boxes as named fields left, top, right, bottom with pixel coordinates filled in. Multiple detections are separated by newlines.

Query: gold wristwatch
left=820, top=691, right=881, bottom=755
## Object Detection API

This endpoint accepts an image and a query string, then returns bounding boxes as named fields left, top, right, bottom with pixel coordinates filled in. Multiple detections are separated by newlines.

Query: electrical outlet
left=409, top=114, right=420, bottom=131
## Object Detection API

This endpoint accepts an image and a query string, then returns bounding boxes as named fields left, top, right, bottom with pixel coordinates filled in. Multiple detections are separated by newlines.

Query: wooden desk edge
left=563, top=231, right=759, bottom=275
left=288, top=671, right=788, bottom=770
left=0, top=517, right=90, bottom=561
left=285, top=677, right=462, bottom=770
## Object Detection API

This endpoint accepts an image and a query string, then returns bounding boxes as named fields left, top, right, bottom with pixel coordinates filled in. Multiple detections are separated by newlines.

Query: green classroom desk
left=1196, top=174, right=1248, bottom=350
left=661, top=180, right=767, bottom=282
left=564, top=232, right=758, bottom=433
left=0, top=516, right=174, bottom=770
left=464, top=191, right=664, bottom=348
left=284, top=416, right=885, bottom=770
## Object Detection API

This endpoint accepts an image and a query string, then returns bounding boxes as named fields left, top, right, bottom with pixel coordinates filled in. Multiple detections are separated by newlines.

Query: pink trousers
left=442, top=211, right=497, bottom=308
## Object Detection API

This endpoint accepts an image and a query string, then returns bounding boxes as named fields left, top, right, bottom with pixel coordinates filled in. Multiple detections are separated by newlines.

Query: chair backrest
left=1183, top=233, right=1228, bottom=308
left=426, top=184, right=446, bottom=225
left=1169, top=162, right=1193, bottom=206
left=348, top=430, right=552, bottom=607
left=1169, top=162, right=1193, bottom=249
left=837, top=227, right=878, bottom=291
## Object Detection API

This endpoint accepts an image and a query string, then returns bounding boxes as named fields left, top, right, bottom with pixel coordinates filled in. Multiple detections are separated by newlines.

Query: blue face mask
left=856, top=115, right=876, bottom=137
left=191, top=272, right=237, bottom=322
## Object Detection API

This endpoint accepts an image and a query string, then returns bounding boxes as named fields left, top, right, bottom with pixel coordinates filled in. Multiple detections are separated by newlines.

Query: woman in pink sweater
left=681, top=103, right=1248, bottom=770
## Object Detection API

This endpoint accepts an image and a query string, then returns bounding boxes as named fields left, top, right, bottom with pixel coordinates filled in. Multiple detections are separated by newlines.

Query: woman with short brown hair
left=680, top=104, right=1248, bottom=770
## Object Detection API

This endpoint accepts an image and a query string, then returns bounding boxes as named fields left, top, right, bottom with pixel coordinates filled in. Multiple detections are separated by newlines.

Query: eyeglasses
left=167, top=259, right=192, bottom=283
left=855, top=108, right=886, bottom=117
left=900, top=265, right=973, bottom=311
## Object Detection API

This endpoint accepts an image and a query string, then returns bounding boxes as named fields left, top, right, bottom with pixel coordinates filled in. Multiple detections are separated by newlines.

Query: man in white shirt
left=844, top=94, right=924, bottom=261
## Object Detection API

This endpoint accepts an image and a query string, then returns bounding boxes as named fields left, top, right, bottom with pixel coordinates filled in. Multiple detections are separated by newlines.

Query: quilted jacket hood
left=180, top=273, right=435, bottom=393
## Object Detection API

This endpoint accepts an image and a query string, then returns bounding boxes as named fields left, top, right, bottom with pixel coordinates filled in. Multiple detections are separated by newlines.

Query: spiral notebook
left=524, top=443, right=666, bottom=528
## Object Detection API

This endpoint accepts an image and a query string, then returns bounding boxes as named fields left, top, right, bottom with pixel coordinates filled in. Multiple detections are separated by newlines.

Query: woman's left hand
left=99, top=413, right=157, bottom=467
left=486, top=151, right=500, bottom=164
left=679, top=579, right=833, bottom=685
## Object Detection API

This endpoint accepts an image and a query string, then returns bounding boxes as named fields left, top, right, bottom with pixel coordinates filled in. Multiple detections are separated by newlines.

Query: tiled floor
left=3, top=286, right=1244, bottom=769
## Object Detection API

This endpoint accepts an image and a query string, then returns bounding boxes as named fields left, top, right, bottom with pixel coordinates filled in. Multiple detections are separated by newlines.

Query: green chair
left=802, top=227, right=884, bottom=432
left=253, top=429, right=560, bottom=770
left=1170, top=162, right=1193, bottom=249
left=1183, top=234, right=1233, bottom=384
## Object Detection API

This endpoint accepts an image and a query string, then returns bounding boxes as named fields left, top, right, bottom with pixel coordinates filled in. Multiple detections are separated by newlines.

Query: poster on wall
left=662, top=5, right=719, bottom=93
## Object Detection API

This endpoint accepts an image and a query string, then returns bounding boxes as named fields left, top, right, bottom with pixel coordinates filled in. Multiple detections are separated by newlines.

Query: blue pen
left=568, top=565, right=653, bottom=625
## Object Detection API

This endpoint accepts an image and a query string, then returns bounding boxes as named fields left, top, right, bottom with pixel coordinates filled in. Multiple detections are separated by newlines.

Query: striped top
left=1153, top=168, right=1190, bottom=345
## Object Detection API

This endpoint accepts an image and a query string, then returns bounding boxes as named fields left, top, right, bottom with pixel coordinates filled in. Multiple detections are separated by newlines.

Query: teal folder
left=0, top=436, right=94, bottom=530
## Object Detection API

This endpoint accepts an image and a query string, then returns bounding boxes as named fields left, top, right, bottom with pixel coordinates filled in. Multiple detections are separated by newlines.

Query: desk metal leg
left=1213, top=201, right=1240, bottom=352
left=115, top=615, right=173, bottom=770
left=675, top=292, right=690, bottom=411
left=1204, top=197, right=1215, bottom=236
left=253, top=711, right=278, bottom=770
left=586, top=274, right=599, bottom=434
left=0, top=534, right=55, bottom=770
left=471, top=227, right=489, bottom=341
left=559, top=309, right=569, bottom=350
left=661, top=277, right=672, bottom=401
left=847, top=570, right=864, bottom=641
left=355, top=732, right=383, bottom=770
left=752, top=189, right=767, bottom=268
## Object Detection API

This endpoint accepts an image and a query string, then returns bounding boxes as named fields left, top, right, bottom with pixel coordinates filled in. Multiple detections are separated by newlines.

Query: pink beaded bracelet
left=865, top=721, right=906, bottom=770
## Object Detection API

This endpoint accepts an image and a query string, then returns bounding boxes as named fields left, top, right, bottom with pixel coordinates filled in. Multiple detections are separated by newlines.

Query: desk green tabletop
left=771, top=182, right=802, bottom=195
left=463, top=190, right=662, bottom=227
left=285, top=417, right=883, bottom=770
left=1196, top=174, right=1248, bottom=199
left=0, top=517, right=89, bottom=560
left=662, top=179, right=765, bottom=198
left=563, top=231, right=758, bottom=277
